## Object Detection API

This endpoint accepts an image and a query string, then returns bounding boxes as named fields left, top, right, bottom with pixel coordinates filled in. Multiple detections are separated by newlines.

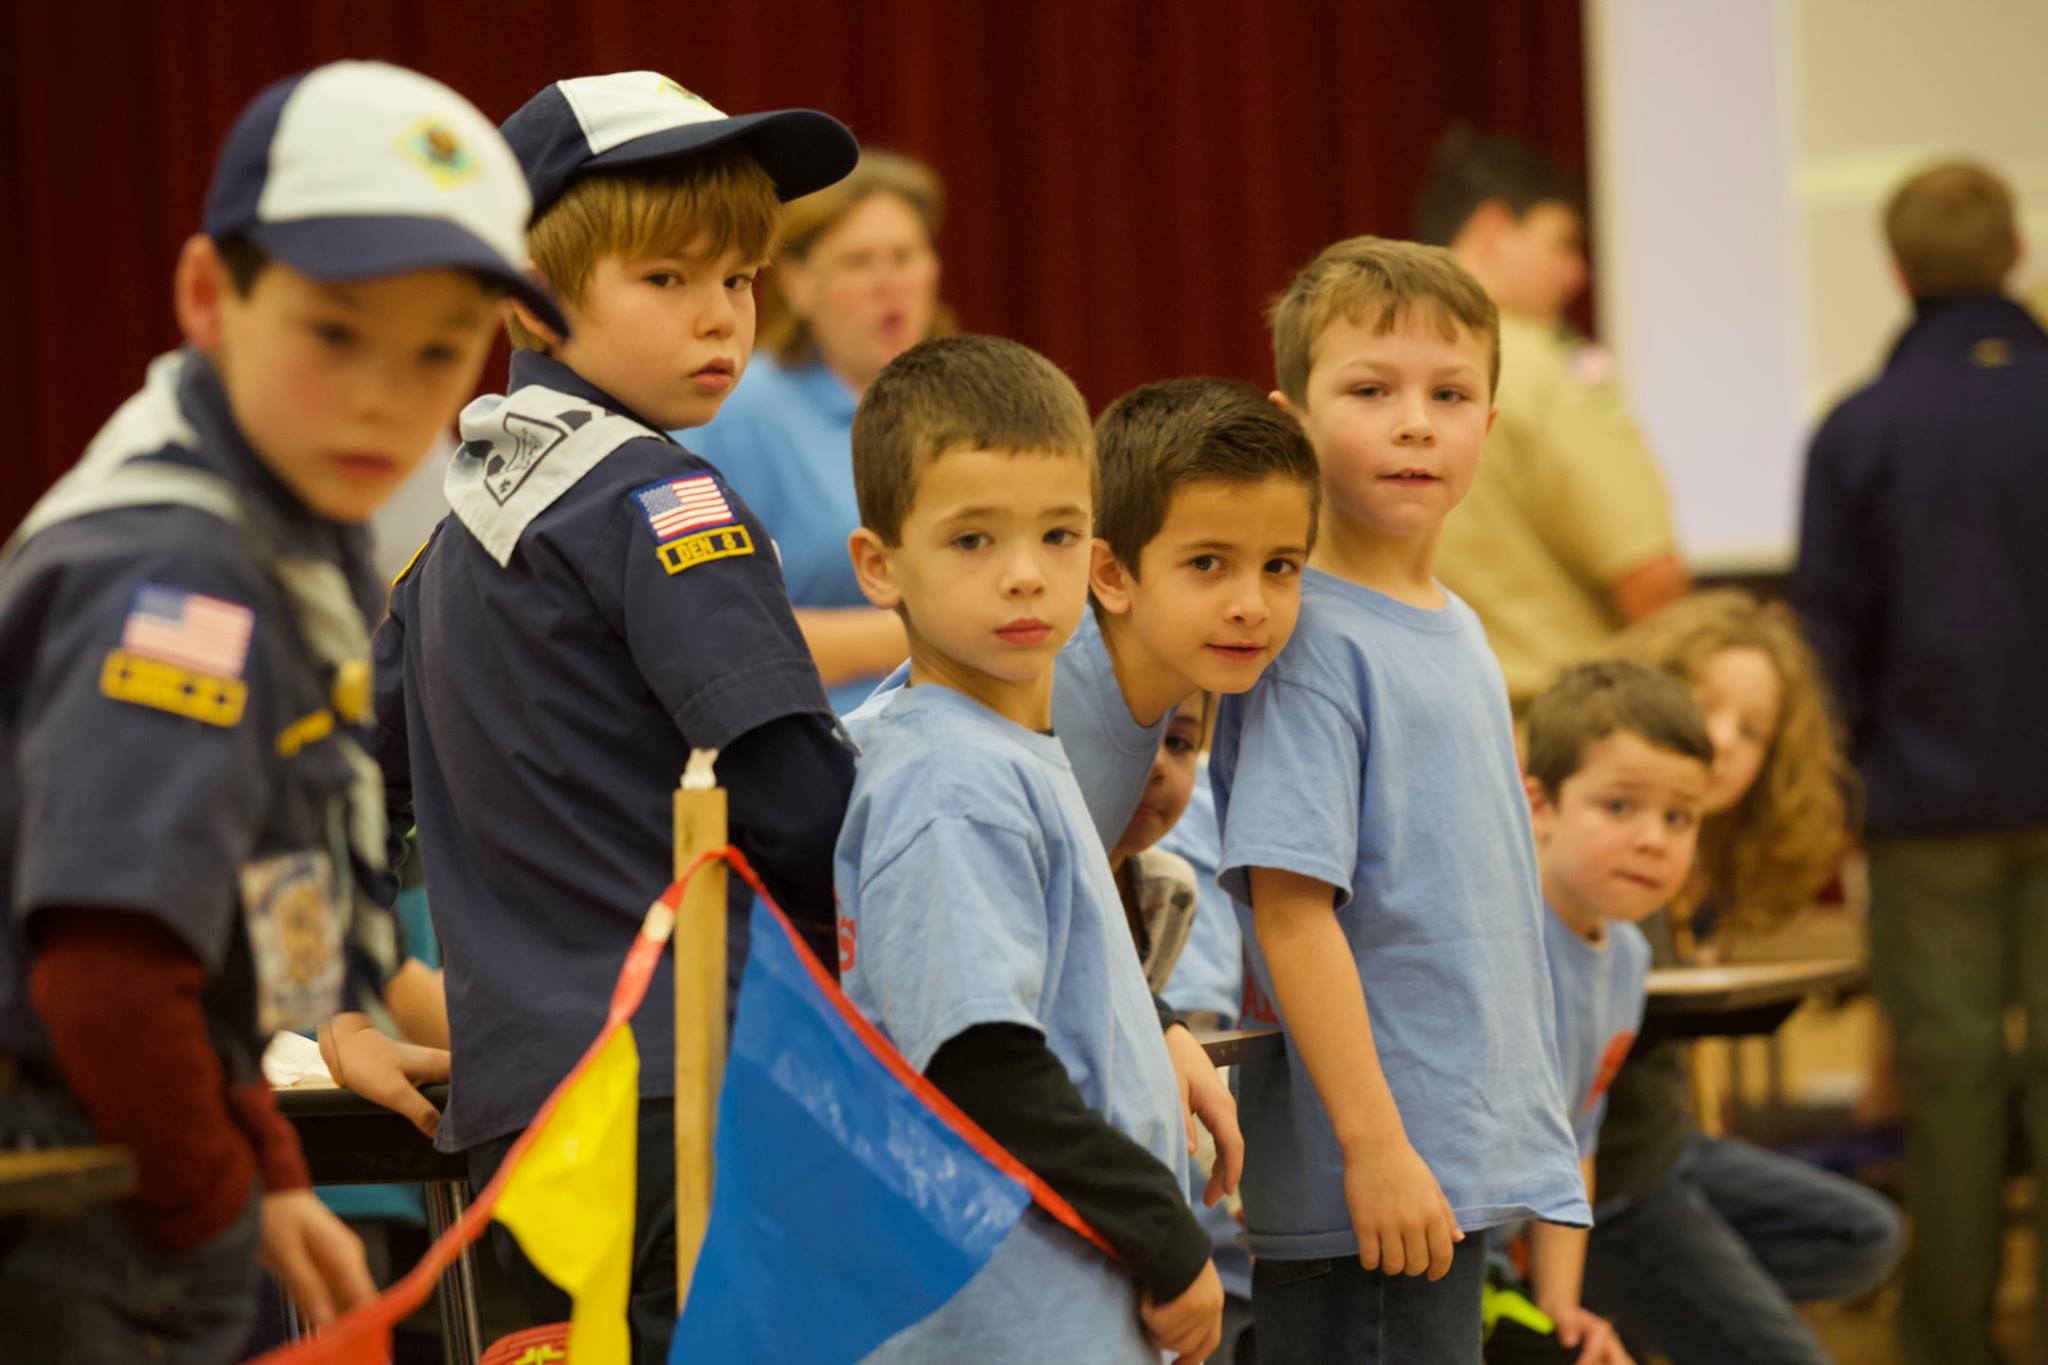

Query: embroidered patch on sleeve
left=121, top=583, right=254, bottom=677
left=632, top=475, right=756, bottom=574
left=100, top=650, right=248, bottom=726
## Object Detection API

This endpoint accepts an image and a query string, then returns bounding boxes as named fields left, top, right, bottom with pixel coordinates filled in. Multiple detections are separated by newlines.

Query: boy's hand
left=1546, top=1304, right=1633, bottom=1364
left=1139, top=1258, right=1224, bottom=1364
left=1162, top=1022, right=1243, bottom=1203
left=1342, top=1135, right=1462, bottom=1279
left=319, top=1015, right=449, bottom=1138
left=259, top=1189, right=377, bottom=1327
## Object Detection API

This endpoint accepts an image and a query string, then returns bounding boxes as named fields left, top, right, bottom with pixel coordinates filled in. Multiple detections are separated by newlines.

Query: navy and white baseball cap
left=204, top=60, right=567, bottom=334
left=503, top=71, right=859, bottom=216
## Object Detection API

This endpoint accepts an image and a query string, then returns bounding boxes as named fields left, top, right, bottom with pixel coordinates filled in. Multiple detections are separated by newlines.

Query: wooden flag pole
left=674, top=748, right=728, bottom=1307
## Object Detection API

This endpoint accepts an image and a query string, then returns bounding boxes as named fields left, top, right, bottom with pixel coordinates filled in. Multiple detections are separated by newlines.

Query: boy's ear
left=509, top=298, right=568, bottom=351
left=847, top=527, right=902, bottom=610
left=1268, top=388, right=1303, bottom=424
left=1523, top=773, right=1556, bottom=837
left=173, top=234, right=229, bottom=358
left=1089, top=539, right=1135, bottom=616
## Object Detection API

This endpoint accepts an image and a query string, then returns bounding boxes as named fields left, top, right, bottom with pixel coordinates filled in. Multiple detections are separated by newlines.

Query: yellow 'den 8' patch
left=658, top=524, right=755, bottom=575
left=100, top=649, right=248, bottom=726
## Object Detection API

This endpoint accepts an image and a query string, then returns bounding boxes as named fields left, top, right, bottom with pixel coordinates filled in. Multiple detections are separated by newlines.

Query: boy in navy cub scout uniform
left=370, top=73, right=857, bottom=1360
left=1213, top=238, right=1589, bottom=1364
left=1494, top=661, right=1712, bottom=1365
left=1795, top=161, right=2048, bottom=1365
left=837, top=336, right=1224, bottom=1362
left=0, top=62, right=550, bottom=1362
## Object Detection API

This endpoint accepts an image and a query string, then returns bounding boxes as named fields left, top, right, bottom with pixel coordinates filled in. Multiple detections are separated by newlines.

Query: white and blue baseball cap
left=204, top=60, right=567, bottom=334
left=502, top=71, right=859, bottom=216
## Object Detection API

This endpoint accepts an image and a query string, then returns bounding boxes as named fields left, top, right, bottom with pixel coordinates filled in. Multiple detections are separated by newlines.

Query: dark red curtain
left=1, top=0, right=1584, bottom=530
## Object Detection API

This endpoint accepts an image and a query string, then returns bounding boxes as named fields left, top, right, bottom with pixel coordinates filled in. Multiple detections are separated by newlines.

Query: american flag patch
left=121, top=584, right=254, bottom=678
left=634, top=475, right=736, bottom=542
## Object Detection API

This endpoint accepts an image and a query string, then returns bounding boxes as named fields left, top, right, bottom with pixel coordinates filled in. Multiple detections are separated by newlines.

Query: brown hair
left=1415, top=126, right=1584, bottom=248
left=852, top=335, right=1094, bottom=544
left=1094, top=377, right=1320, bottom=574
left=1885, top=161, right=2019, bottom=297
left=1524, top=660, right=1713, bottom=798
left=1268, top=235, right=1500, bottom=405
left=1609, top=590, right=1855, bottom=939
left=507, top=145, right=781, bottom=351
left=759, top=149, right=952, bottom=364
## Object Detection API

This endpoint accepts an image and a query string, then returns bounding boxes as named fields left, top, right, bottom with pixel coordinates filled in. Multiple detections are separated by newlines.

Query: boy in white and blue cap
left=369, top=72, right=857, bottom=1360
left=0, top=60, right=549, bottom=1360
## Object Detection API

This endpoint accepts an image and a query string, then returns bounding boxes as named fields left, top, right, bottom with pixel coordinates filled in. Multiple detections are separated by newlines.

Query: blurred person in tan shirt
left=1418, top=129, right=1689, bottom=707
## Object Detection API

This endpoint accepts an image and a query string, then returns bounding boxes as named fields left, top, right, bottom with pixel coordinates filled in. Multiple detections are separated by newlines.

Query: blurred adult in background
left=1418, top=129, right=1690, bottom=708
left=1794, top=161, right=2048, bottom=1365
left=689, top=150, right=948, bottom=711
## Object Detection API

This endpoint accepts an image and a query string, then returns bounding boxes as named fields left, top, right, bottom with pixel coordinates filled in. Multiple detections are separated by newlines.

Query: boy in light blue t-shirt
left=1214, top=237, right=1589, bottom=1364
left=835, top=336, right=1222, bottom=1362
left=1509, top=660, right=1715, bottom=1363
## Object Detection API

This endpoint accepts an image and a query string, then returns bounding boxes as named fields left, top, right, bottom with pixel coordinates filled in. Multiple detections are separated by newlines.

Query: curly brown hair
left=1608, top=590, right=1856, bottom=940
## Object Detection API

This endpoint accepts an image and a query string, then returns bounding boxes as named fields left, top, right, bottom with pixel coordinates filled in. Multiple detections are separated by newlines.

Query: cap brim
left=583, top=108, right=859, bottom=202
left=246, top=216, right=570, bottom=337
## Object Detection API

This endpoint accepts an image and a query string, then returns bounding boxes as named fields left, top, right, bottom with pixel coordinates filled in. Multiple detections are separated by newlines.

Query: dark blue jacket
left=1793, top=293, right=2048, bottom=837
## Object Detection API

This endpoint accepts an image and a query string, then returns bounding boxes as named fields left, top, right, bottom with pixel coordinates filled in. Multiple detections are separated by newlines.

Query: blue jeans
left=1582, top=1134, right=1901, bottom=1364
left=0, top=1186, right=261, bottom=1364
left=1251, top=1228, right=1490, bottom=1364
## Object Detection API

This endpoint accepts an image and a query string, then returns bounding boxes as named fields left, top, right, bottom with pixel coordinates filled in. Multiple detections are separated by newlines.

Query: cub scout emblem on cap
left=99, top=584, right=254, bottom=726
left=400, top=117, right=480, bottom=188
left=632, top=475, right=755, bottom=575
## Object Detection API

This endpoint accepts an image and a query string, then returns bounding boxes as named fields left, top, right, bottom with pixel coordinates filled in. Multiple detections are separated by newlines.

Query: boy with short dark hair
left=370, top=72, right=858, bottom=1359
left=1515, top=660, right=1714, bottom=1365
left=1215, top=235, right=1588, bottom=1364
left=1795, top=158, right=2048, bottom=1364
left=839, top=335, right=1223, bottom=1362
left=0, top=61, right=549, bottom=1357
left=1417, top=129, right=1688, bottom=706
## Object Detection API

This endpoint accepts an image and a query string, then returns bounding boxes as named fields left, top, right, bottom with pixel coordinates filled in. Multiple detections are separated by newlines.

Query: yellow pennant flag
left=492, top=1024, right=642, bottom=1363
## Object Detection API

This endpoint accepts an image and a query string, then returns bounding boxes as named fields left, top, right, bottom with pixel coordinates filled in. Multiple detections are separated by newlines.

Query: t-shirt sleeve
left=1217, top=677, right=1363, bottom=908
left=593, top=456, right=830, bottom=749
left=12, top=550, right=274, bottom=970
left=1519, top=360, right=1677, bottom=586
left=850, top=814, right=1051, bottom=1072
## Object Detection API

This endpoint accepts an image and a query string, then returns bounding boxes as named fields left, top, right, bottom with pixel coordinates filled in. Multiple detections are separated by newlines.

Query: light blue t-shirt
left=1213, top=570, right=1590, bottom=1256
left=838, top=684, right=1186, bottom=1362
left=1159, top=766, right=1244, bottom=1024
left=687, top=357, right=879, bottom=713
left=1542, top=910, right=1652, bottom=1158
left=851, top=611, right=1170, bottom=850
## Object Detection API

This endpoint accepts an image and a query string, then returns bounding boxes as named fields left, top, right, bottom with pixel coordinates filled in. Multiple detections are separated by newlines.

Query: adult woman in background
left=690, top=150, right=948, bottom=711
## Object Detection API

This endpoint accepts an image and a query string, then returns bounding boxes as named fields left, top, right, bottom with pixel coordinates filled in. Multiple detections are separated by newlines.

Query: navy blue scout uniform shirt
left=376, top=350, right=848, bottom=1153
left=2, top=351, right=384, bottom=1082
left=1794, top=293, right=2048, bottom=837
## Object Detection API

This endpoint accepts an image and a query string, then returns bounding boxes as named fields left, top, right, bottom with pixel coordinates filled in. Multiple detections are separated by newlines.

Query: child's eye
left=1189, top=554, right=1223, bottom=573
left=1434, top=388, right=1468, bottom=404
left=1044, top=528, right=1081, bottom=547
left=952, top=532, right=989, bottom=552
left=1666, top=809, right=1697, bottom=831
left=1603, top=798, right=1633, bottom=817
left=725, top=272, right=757, bottom=292
left=1264, top=557, right=1301, bottom=578
left=1164, top=735, right=1196, bottom=755
left=419, top=343, right=462, bottom=367
left=645, top=271, right=680, bottom=288
left=1351, top=383, right=1385, bottom=399
left=310, top=321, right=356, bottom=348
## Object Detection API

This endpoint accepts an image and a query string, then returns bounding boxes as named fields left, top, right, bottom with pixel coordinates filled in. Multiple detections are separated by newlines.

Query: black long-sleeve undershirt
left=924, top=1022, right=1211, bottom=1300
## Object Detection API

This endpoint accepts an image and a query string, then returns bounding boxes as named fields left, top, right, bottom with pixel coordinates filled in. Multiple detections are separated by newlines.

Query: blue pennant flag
left=672, top=897, right=1040, bottom=1361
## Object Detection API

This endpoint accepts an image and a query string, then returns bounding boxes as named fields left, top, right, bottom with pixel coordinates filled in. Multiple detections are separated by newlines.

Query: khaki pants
left=1869, top=829, right=2048, bottom=1365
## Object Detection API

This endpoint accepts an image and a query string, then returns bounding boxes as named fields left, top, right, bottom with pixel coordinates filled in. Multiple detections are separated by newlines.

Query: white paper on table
left=261, top=1030, right=336, bottom=1087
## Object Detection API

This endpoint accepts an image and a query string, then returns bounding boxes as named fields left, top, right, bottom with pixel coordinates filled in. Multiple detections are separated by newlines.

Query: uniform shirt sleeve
left=719, top=711, right=853, bottom=942
left=370, top=584, right=414, bottom=866
left=591, top=455, right=830, bottom=750
left=1790, top=411, right=1876, bottom=742
left=850, top=815, right=1052, bottom=1072
left=1216, top=678, right=1363, bottom=908
left=1516, top=360, right=1678, bottom=587
left=13, top=548, right=275, bottom=968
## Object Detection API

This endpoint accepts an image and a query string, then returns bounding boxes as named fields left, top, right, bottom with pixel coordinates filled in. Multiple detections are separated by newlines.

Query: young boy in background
left=0, top=62, right=552, bottom=1358
left=838, top=336, right=1222, bottom=1362
left=1512, top=660, right=1716, bottom=1365
left=370, top=72, right=857, bottom=1360
left=1214, top=235, right=1588, bottom=1364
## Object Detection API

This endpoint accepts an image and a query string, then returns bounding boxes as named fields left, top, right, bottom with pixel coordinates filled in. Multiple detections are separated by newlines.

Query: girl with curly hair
left=1572, top=590, right=1901, bottom=1365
